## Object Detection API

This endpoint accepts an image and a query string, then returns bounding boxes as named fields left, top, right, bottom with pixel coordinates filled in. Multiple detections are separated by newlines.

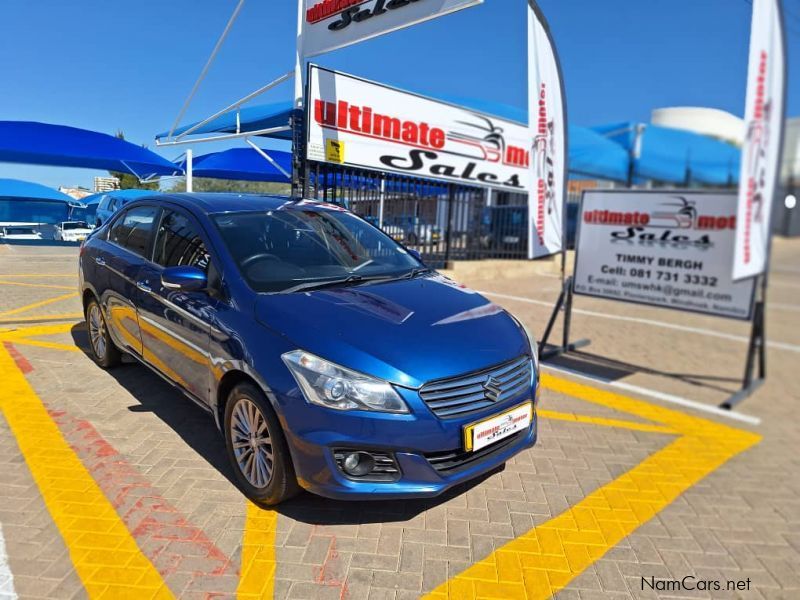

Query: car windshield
left=6, top=228, right=35, bottom=235
left=62, top=221, right=88, bottom=230
left=213, top=206, right=422, bottom=293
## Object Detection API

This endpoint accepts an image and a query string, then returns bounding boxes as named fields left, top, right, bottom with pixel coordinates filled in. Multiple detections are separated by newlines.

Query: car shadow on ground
left=70, top=324, right=499, bottom=524
left=543, top=346, right=741, bottom=394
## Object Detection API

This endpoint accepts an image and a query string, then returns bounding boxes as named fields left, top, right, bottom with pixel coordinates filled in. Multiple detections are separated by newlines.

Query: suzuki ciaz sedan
left=79, top=194, right=539, bottom=505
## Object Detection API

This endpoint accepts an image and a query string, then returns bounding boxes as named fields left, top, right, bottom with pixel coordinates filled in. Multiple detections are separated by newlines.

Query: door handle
left=95, top=256, right=106, bottom=266
left=137, top=280, right=152, bottom=293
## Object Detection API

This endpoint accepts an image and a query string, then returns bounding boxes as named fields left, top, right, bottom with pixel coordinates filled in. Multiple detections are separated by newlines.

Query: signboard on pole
left=300, top=0, right=482, bottom=58
left=574, top=190, right=756, bottom=320
left=306, top=64, right=533, bottom=192
left=526, top=1, right=567, bottom=259
left=732, top=0, right=786, bottom=280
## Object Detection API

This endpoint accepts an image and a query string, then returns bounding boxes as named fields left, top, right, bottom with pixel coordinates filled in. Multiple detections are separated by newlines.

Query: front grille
left=419, top=355, right=532, bottom=418
left=425, top=430, right=526, bottom=473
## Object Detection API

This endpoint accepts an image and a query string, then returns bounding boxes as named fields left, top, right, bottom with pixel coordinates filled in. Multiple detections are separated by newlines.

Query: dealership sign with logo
left=306, top=64, right=533, bottom=192
left=300, top=0, right=482, bottom=58
left=733, top=0, right=786, bottom=280
left=526, top=0, right=566, bottom=259
left=574, top=191, right=756, bottom=320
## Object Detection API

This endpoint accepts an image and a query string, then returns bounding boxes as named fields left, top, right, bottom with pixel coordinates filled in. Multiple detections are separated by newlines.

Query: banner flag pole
left=725, top=0, right=787, bottom=408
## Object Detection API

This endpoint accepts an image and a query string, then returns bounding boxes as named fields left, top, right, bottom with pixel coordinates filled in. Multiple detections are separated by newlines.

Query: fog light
left=342, top=451, right=374, bottom=477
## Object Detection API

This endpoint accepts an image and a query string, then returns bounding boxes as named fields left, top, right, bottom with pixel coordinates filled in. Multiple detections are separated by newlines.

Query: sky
left=0, top=0, right=798, bottom=190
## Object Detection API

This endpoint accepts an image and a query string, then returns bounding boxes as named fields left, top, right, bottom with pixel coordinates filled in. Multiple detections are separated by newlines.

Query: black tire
left=224, top=382, right=299, bottom=506
left=85, top=298, right=122, bottom=368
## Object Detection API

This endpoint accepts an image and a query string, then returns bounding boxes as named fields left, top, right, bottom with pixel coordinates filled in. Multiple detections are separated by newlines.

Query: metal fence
left=306, top=162, right=534, bottom=267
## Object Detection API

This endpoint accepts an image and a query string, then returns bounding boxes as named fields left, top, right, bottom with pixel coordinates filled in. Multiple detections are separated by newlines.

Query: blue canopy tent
left=593, top=122, right=740, bottom=185
left=0, top=178, right=74, bottom=224
left=0, top=121, right=181, bottom=179
left=179, top=148, right=292, bottom=182
left=156, top=102, right=294, bottom=143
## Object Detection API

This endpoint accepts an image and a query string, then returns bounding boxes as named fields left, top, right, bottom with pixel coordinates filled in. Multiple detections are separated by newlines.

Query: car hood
left=255, top=273, right=529, bottom=389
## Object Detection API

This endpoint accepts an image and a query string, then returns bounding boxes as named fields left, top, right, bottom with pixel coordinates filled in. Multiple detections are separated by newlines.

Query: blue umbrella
left=0, top=178, right=73, bottom=202
left=0, top=121, right=181, bottom=178
left=180, top=147, right=292, bottom=182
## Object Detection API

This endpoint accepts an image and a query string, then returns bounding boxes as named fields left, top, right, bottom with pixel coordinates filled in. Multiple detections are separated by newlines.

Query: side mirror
left=162, top=266, right=207, bottom=292
left=408, top=249, right=422, bottom=262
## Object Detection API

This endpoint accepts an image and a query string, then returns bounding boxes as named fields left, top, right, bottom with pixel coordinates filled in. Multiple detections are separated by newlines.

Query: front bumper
left=282, top=399, right=538, bottom=501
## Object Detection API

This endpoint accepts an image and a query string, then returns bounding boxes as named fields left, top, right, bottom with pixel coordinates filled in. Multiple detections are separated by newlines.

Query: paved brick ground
left=0, top=239, right=797, bottom=599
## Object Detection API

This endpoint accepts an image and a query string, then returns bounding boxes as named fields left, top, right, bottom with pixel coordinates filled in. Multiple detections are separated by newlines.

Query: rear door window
left=108, top=206, right=159, bottom=258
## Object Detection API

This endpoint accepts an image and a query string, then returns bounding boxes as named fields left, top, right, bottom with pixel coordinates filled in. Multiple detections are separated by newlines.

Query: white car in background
left=0, top=226, right=42, bottom=240
left=54, top=221, right=93, bottom=242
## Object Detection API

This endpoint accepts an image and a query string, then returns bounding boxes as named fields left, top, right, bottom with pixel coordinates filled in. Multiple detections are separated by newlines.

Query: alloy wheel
left=88, top=304, right=107, bottom=358
left=230, top=397, right=274, bottom=489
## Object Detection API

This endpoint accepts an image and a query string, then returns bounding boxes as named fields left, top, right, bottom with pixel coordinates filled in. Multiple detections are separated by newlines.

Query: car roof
left=136, top=193, right=335, bottom=215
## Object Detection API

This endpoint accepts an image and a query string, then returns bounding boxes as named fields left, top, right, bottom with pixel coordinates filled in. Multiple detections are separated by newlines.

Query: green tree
left=108, top=131, right=159, bottom=190
left=167, top=177, right=291, bottom=195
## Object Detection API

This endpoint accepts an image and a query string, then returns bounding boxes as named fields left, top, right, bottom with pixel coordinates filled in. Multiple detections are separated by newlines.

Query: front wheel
left=224, top=383, right=299, bottom=506
left=85, top=298, right=121, bottom=368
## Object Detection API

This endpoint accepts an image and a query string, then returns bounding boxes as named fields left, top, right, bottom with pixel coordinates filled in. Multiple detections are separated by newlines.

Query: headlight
left=282, top=350, right=409, bottom=413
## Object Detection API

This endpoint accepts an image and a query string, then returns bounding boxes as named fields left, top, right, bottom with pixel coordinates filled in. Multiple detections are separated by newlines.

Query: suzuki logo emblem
left=483, top=376, right=503, bottom=402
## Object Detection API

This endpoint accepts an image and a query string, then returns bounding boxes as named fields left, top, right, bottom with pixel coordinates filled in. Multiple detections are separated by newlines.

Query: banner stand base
left=540, top=339, right=591, bottom=361
left=720, top=378, right=765, bottom=410
left=537, top=275, right=592, bottom=361
left=720, top=299, right=766, bottom=410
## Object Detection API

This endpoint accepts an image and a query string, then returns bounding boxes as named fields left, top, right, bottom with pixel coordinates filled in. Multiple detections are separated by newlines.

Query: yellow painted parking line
left=425, top=374, right=761, bottom=599
left=0, top=322, right=78, bottom=338
left=0, top=346, right=173, bottom=598
left=8, top=338, right=83, bottom=353
left=0, top=292, right=78, bottom=318
left=0, top=312, right=83, bottom=324
left=237, top=502, right=277, bottom=599
left=0, top=279, right=75, bottom=291
left=537, top=409, right=676, bottom=435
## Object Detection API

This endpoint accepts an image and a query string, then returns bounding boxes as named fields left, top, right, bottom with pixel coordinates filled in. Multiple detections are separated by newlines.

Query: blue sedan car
left=79, top=194, right=539, bottom=505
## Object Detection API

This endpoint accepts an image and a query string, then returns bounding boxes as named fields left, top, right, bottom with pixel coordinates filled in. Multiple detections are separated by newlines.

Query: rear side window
left=108, top=206, right=159, bottom=257
left=153, top=210, right=210, bottom=271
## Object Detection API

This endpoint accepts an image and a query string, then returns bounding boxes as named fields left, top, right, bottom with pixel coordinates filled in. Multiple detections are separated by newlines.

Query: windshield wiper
left=281, top=274, right=385, bottom=294
left=400, top=267, right=433, bottom=280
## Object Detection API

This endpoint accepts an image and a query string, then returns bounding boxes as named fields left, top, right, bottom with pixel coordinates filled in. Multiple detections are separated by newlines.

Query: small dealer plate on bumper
left=463, top=402, right=533, bottom=452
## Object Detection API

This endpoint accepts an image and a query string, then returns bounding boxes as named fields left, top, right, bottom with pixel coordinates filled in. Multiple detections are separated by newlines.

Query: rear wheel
left=224, top=382, right=299, bottom=506
left=85, top=298, right=121, bottom=368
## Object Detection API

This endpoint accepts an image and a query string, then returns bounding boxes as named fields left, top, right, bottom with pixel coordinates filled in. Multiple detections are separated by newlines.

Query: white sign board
left=300, top=0, right=482, bottom=58
left=527, top=0, right=567, bottom=259
left=733, top=0, right=786, bottom=280
left=306, top=65, right=533, bottom=193
left=574, top=191, right=756, bottom=320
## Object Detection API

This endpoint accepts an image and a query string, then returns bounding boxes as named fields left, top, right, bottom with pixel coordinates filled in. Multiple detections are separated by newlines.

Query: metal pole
left=444, top=184, right=454, bottom=268
left=294, top=0, right=305, bottom=107
left=378, top=177, right=386, bottom=228
left=186, top=149, right=193, bottom=193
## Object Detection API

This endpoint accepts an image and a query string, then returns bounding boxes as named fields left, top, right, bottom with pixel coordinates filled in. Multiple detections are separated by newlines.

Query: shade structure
left=182, top=148, right=292, bottom=182
left=0, top=178, right=73, bottom=202
left=594, top=122, right=741, bottom=185
left=0, top=121, right=181, bottom=179
left=157, top=102, right=294, bottom=142
left=568, top=126, right=630, bottom=182
left=0, top=178, right=75, bottom=225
